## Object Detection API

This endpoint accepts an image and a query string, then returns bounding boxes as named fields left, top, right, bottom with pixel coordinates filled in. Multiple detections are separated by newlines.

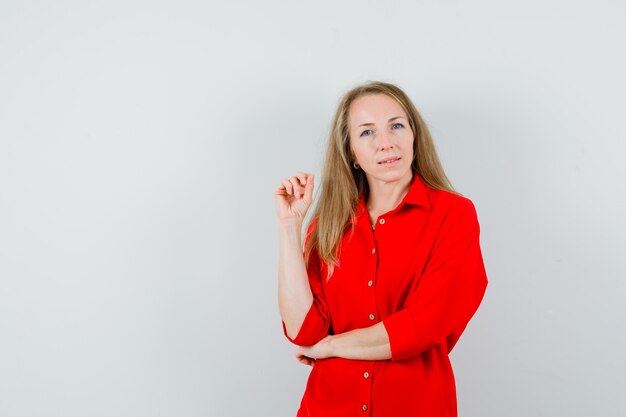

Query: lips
left=378, top=157, right=401, bottom=164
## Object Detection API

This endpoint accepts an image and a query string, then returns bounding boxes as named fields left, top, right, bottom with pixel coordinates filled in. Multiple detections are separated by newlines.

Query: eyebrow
left=357, top=116, right=405, bottom=128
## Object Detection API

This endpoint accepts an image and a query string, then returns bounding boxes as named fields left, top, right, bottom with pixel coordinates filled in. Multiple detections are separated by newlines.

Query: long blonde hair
left=304, top=81, right=459, bottom=279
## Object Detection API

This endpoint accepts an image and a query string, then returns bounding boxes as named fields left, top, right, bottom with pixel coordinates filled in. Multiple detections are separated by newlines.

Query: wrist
left=277, top=217, right=303, bottom=229
left=325, top=334, right=338, bottom=357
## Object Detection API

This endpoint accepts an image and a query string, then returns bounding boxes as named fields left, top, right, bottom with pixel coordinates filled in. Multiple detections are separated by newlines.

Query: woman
left=274, top=81, right=488, bottom=417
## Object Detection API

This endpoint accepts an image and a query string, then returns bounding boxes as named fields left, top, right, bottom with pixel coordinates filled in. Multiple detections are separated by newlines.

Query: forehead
left=348, top=93, right=407, bottom=125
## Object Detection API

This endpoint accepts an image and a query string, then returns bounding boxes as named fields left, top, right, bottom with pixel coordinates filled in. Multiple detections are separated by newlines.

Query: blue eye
left=391, top=123, right=404, bottom=129
left=360, top=129, right=373, bottom=137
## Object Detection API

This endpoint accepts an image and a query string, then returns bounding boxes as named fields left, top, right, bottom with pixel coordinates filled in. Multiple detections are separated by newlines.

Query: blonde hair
left=304, top=81, right=459, bottom=279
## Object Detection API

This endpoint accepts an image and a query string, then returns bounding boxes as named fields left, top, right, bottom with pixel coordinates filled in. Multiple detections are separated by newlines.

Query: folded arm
left=295, top=199, right=488, bottom=363
left=295, top=321, right=392, bottom=362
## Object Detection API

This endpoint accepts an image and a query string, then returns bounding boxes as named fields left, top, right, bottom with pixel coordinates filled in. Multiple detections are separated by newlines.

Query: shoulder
left=427, top=188, right=479, bottom=228
left=428, top=188, right=476, bottom=214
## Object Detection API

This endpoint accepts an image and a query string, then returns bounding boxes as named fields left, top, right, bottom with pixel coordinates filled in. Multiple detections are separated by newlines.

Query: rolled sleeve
left=382, top=309, right=421, bottom=361
left=282, top=294, right=330, bottom=346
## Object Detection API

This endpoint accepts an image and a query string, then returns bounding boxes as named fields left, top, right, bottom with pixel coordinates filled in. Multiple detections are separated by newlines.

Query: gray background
left=1, top=1, right=625, bottom=416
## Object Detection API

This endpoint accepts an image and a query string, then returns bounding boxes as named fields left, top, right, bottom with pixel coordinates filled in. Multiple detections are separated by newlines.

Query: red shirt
left=282, top=174, right=488, bottom=417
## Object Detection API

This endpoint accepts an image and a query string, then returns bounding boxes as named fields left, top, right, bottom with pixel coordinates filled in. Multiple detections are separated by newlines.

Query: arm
left=277, top=218, right=313, bottom=339
left=279, top=219, right=332, bottom=346
left=275, top=172, right=331, bottom=347
left=296, top=321, right=392, bottom=362
left=298, top=199, right=488, bottom=363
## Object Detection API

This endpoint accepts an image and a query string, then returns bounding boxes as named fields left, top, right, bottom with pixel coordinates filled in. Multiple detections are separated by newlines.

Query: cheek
left=351, top=142, right=368, bottom=158
left=402, top=132, right=415, bottom=148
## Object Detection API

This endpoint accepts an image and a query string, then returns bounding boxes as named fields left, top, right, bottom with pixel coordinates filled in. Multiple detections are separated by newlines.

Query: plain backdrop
left=1, top=1, right=625, bottom=416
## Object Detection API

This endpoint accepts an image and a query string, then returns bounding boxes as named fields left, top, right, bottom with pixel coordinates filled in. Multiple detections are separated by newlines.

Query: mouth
left=378, top=157, right=401, bottom=165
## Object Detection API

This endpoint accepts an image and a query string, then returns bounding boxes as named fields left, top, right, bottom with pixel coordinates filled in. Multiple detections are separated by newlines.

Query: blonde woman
left=275, top=81, right=488, bottom=417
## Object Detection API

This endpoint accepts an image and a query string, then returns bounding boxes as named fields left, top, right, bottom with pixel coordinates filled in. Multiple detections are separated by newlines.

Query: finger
left=297, top=173, right=314, bottom=198
left=281, top=179, right=294, bottom=196
left=295, top=172, right=308, bottom=186
left=303, top=174, right=314, bottom=201
left=275, top=188, right=288, bottom=197
left=290, top=176, right=304, bottom=198
left=288, top=177, right=304, bottom=199
left=274, top=183, right=289, bottom=196
left=296, top=355, right=315, bottom=367
left=295, top=349, right=307, bottom=360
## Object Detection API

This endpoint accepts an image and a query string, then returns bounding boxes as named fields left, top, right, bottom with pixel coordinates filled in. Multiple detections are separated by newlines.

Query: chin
left=370, top=170, right=410, bottom=184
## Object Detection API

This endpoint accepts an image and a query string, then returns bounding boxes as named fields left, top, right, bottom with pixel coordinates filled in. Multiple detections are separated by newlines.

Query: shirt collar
left=399, top=173, right=432, bottom=209
left=353, top=174, right=432, bottom=228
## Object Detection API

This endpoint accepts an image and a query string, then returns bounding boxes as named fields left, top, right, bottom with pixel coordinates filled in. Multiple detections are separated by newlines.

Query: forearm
left=277, top=219, right=313, bottom=339
left=329, top=322, right=392, bottom=361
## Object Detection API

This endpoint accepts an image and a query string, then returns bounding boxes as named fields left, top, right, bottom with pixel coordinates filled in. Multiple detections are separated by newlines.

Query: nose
left=375, top=130, right=394, bottom=149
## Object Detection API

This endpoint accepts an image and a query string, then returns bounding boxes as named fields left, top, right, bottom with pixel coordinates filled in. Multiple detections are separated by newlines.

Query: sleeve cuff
left=281, top=301, right=325, bottom=346
left=382, top=309, right=421, bottom=361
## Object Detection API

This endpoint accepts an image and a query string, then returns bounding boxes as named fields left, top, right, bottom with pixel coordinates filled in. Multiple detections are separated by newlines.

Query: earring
left=353, top=161, right=360, bottom=169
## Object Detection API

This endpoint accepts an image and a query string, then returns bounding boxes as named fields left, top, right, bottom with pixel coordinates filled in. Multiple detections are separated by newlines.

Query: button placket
left=358, top=362, right=375, bottom=414
left=368, top=233, right=379, bottom=323
left=359, top=221, right=376, bottom=414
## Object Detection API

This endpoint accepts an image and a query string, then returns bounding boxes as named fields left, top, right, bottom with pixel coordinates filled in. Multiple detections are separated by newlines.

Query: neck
left=366, top=171, right=413, bottom=215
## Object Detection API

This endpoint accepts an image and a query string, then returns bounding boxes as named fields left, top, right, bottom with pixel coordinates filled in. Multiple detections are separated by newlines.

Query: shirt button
left=363, top=371, right=370, bottom=378
left=367, top=280, right=373, bottom=287
left=371, top=248, right=376, bottom=254
left=368, top=314, right=375, bottom=320
left=379, top=218, right=385, bottom=224
left=362, top=404, right=368, bottom=411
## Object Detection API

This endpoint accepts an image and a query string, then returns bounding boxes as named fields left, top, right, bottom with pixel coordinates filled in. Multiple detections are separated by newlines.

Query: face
left=348, top=93, right=414, bottom=184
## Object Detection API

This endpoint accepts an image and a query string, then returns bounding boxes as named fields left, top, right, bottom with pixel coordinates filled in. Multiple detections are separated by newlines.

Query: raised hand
left=274, top=172, right=315, bottom=223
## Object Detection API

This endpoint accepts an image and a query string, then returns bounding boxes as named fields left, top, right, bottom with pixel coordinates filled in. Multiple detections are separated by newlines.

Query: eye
left=360, top=129, right=373, bottom=137
left=391, top=122, right=404, bottom=129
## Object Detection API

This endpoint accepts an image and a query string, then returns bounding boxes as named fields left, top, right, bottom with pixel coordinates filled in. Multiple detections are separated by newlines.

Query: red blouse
left=282, top=174, right=488, bottom=417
